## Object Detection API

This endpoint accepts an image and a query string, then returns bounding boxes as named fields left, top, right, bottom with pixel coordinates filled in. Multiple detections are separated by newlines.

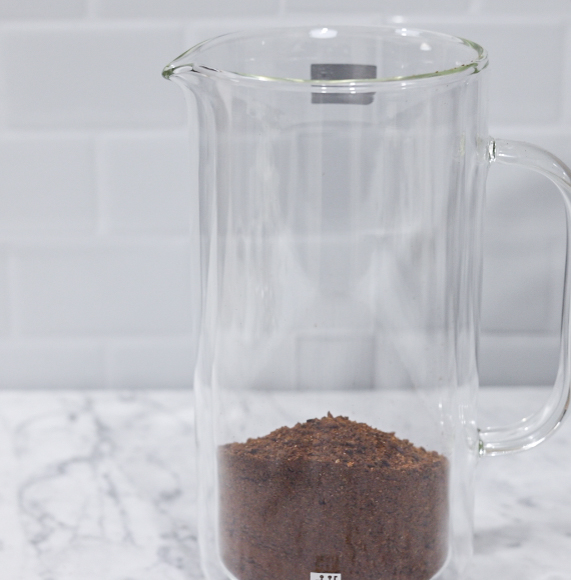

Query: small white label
left=310, top=573, right=341, bottom=580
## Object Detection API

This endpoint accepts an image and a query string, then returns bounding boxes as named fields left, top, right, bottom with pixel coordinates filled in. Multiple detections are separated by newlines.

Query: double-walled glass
left=164, top=27, right=571, bottom=580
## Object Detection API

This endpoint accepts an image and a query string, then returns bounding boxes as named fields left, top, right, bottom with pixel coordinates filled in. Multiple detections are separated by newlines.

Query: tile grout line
left=562, top=21, right=571, bottom=126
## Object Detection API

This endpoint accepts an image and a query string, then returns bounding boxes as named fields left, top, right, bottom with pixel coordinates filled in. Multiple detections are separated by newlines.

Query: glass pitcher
left=163, top=26, right=571, bottom=580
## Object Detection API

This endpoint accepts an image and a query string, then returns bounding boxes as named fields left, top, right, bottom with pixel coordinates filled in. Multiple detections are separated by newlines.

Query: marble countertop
left=0, top=387, right=569, bottom=580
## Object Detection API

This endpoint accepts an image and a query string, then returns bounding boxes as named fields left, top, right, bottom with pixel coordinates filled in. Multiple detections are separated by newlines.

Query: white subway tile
left=0, top=136, right=96, bottom=232
left=100, top=134, right=193, bottom=234
left=109, top=340, right=194, bottom=389
left=12, top=243, right=193, bottom=335
left=0, top=253, right=10, bottom=336
left=187, top=0, right=280, bottom=18
left=478, top=333, right=559, bottom=386
left=409, top=22, right=565, bottom=126
left=564, top=28, right=571, bottom=125
left=478, top=0, right=571, bottom=14
left=0, top=26, right=187, bottom=129
left=95, top=0, right=279, bottom=18
left=0, top=341, right=105, bottom=389
left=93, top=0, right=192, bottom=18
left=284, top=0, right=470, bottom=14
left=0, top=0, right=87, bottom=19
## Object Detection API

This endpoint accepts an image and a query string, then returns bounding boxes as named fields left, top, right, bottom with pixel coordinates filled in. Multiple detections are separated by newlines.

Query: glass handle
left=478, top=138, right=571, bottom=457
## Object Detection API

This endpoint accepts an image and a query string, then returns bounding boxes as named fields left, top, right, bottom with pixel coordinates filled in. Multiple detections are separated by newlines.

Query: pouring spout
left=162, top=62, right=200, bottom=83
left=162, top=63, right=207, bottom=101
left=162, top=62, right=181, bottom=80
left=162, top=38, right=216, bottom=85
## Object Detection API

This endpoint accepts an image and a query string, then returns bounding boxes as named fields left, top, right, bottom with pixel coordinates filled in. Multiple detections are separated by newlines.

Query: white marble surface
left=0, top=387, right=569, bottom=580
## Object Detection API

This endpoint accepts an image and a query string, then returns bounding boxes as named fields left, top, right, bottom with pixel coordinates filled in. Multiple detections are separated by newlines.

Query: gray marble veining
left=0, top=392, right=199, bottom=580
left=0, top=388, right=569, bottom=580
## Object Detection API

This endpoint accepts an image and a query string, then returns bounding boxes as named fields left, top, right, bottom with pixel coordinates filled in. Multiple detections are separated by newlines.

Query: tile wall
left=0, top=0, right=570, bottom=388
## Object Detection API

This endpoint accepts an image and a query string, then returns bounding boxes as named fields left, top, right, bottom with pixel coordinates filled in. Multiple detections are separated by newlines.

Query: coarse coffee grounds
left=219, top=413, right=449, bottom=580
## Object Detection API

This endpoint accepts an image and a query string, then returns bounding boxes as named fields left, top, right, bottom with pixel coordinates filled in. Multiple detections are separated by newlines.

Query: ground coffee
left=219, top=413, right=448, bottom=580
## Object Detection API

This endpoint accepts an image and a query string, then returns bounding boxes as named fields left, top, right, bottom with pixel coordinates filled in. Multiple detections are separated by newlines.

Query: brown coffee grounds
left=219, top=413, right=448, bottom=580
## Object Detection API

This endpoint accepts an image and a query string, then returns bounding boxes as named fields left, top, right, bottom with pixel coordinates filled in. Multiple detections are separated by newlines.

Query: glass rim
left=163, top=25, right=489, bottom=89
